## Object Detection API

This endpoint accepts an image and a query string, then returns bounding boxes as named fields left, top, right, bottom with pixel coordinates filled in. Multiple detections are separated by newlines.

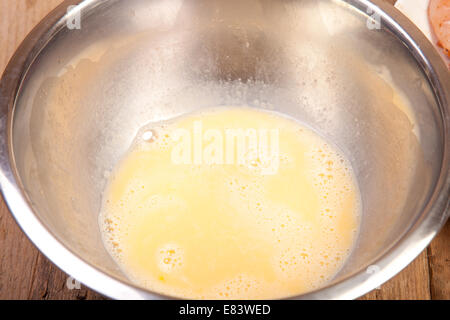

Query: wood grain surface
left=0, top=0, right=448, bottom=300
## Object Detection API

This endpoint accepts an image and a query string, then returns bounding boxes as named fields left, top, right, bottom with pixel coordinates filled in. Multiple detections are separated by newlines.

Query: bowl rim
left=0, top=0, right=448, bottom=300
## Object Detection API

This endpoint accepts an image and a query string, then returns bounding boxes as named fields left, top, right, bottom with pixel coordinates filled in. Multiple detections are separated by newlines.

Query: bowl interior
left=10, top=0, right=444, bottom=297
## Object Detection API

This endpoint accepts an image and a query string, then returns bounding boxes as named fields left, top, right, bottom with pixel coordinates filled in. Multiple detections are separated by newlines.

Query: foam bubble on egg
left=156, top=243, right=184, bottom=273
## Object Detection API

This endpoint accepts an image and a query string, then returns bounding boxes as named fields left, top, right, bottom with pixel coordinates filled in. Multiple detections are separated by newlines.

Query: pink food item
left=428, top=0, right=450, bottom=57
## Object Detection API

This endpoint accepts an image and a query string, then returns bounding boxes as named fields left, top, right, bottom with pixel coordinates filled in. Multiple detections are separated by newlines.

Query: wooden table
left=0, top=0, right=448, bottom=300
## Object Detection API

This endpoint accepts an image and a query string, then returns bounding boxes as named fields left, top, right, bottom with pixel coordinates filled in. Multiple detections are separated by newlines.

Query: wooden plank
left=27, top=252, right=105, bottom=300
left=428, top=222, right=450, bottom=300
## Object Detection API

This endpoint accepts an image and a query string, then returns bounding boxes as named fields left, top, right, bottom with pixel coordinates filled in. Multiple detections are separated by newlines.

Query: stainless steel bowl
left=0, top=0, right=448, bottom=299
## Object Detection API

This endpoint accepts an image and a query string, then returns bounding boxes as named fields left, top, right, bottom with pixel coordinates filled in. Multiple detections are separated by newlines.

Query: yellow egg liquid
left=99, top=107, right=360, bottom=299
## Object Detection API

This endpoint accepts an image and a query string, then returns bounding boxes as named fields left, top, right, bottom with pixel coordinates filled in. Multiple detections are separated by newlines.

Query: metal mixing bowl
left=0, top=0, right=448, bottom=299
